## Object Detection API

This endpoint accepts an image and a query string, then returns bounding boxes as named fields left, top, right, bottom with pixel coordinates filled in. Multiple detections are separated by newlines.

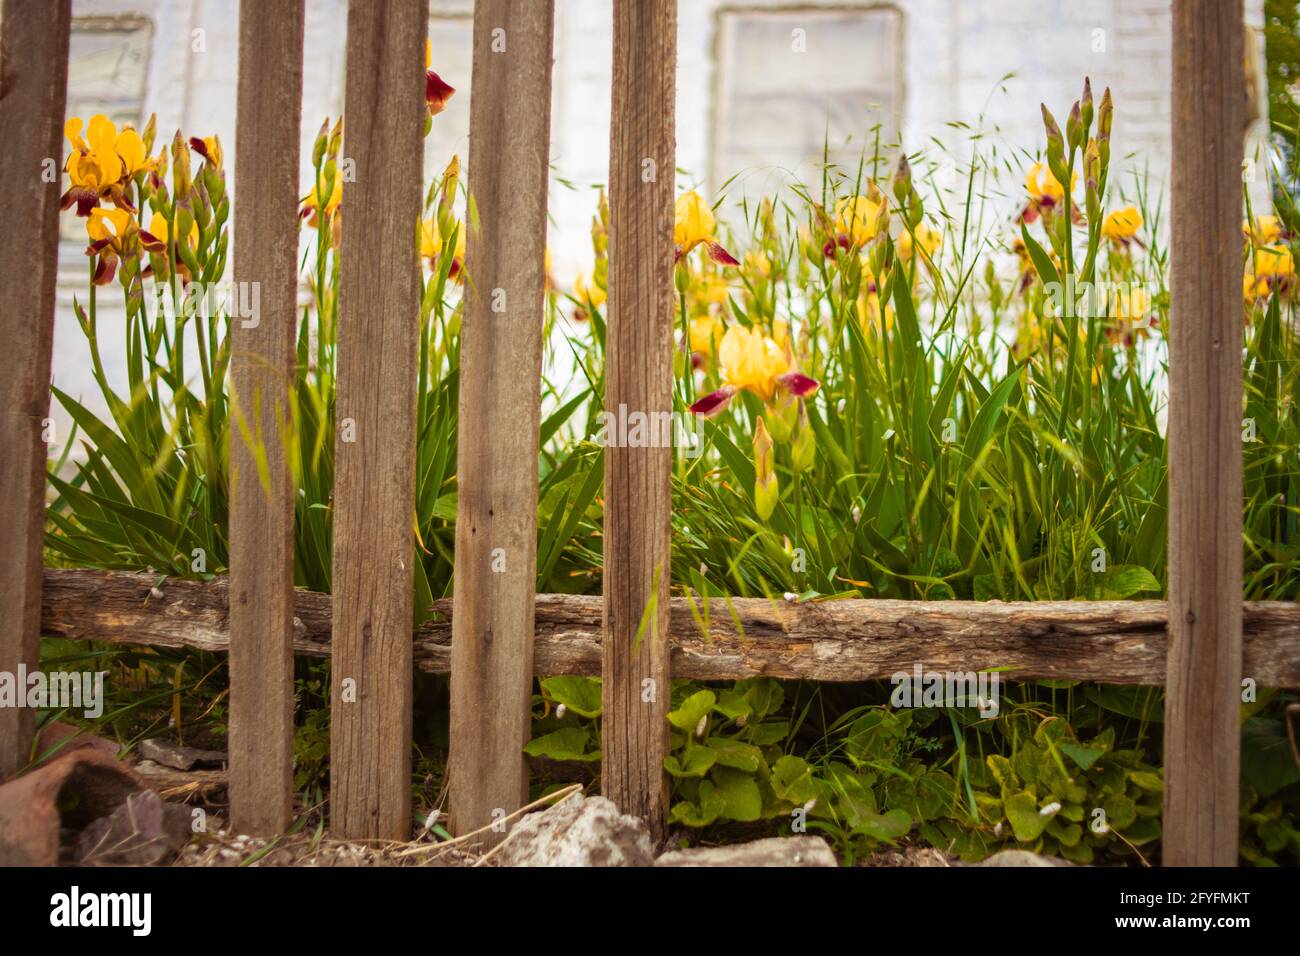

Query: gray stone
left=974, top=849, right=1075, bottom=867
left=493, top=794, right=653, bottom=867
left=655, top=836, right=838, bottom=867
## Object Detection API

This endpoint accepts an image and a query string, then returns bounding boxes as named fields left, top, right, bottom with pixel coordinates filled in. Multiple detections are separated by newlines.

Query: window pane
left=61, top=17, right=153, bottom=244
left=712, top=8, right=901, bottom=198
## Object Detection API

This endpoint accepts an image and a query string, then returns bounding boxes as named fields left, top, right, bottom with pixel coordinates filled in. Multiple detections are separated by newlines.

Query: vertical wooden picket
left=448, top=0, right=555, bottom=841
left=228, top=0, right=306, bottom=836
left=602, top=0, right=677, bottom=839
left=331, top=0, right=427, bottom=840
left=0, top=0, right=71, bottom=780
left=1164, top=0, right=1245, bottom=866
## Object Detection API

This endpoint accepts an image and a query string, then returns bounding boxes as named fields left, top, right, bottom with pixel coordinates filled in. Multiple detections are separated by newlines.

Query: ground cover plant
left=38, top=71, right=1300, bottom=865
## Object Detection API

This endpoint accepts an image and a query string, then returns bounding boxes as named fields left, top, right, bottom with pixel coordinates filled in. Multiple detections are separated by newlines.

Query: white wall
left=50, top=0, right=1273, bottom=433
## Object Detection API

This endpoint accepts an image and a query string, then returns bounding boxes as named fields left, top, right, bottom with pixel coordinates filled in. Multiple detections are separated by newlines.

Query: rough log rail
left=40, top=569, right=1300, bottom=686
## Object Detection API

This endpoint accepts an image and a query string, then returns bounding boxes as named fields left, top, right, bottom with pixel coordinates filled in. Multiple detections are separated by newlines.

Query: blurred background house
left=34, top=0, right=1276, bottom=431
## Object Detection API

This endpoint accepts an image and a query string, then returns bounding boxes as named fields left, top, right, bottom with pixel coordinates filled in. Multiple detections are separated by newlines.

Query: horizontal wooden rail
left=40, top=569, right=1300, bottom=686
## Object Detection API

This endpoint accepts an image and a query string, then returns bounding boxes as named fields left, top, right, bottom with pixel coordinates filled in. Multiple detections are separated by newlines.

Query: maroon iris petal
left=427, top=70, right=456, bottom=115
left=72, top=189, right=99, bottom=217
left=91, top=255, right=117, bottom=286
left=706, top=242, right=740, bottom=267
left=777, top=372, right=819, bottom=398
left=188, top=137, right=213, bottom=164
left=688, top=386, right=737, bottom=416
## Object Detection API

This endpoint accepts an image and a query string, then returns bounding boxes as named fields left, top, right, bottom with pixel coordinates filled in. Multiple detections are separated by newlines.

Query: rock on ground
left=492, top=793, right=653, bottom=867
left=655, top=836, right=838, bottom=867
left=863, top=845, right=953, bottom=867
left=973, top=849, right=1075, bottom=867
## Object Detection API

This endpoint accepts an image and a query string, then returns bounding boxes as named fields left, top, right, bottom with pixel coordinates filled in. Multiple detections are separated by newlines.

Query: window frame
left=707, top=2, right=907, bottom=196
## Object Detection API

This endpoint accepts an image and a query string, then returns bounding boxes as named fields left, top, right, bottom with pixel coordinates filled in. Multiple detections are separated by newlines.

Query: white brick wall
left=49, top=0, right=1274, bottom=429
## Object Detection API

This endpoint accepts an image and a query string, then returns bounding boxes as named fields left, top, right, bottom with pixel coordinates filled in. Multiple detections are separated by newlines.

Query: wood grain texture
left=603, top=0, right=677, bottom=837
left=40, top=569, right=1300, bottom=687
left=228, top=0, right=305, bottom=836
left=448, top=0, right=555, bottom=841
left=1165, top=0, right=1246, bottom=867
left=331, top=0, right=427, bottom=840
left=0, top=0, right=71, bottom=779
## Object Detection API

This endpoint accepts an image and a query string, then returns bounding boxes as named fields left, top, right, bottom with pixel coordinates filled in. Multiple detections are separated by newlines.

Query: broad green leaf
left=704, top=737, right=763, bottom=773
left=712, top=767, right=763, bottom=822
left=854, top=808, right=911, bottom=842
left=667, top=690, right=716, bottom=734
left=1004, top=790, right=1049, bottom=842
left=1058, top=739, right=1106, bottom=772
left=771, top=754, right=818, bottom=804
left=541, top=676, right=602, bottom=719
left=1092, top=565, right=1160, bottom=600
left=665, top=746, right=717, bottom=779
left=523, top=728, right=599, bottom=762
left=1241, top=718, right=1300, bottom=798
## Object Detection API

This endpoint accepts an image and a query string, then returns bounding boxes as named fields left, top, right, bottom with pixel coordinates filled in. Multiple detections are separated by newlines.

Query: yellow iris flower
left=717, top=324, right=788, bottom=401
left=835, top=192, right=889, bottom=247
left=83, top=206, right=135, bottom=285
left=689, top=313, right=722, bottom=355
left=1244, top=214, right=1281, bottom=245
left=1101, top=205, right=1142, bottom=243
left=1025, top=162, right=1076, bottom=208
left=1245, top=244, right=1296, bottom=301
left=189, top=135, right=223, bottom=168
left=688, top=323, right=819, bottom=417
left=301, top=174, right=343, bottom=228
left=86, top=206, right=132, bottom=247
left=897, top=221, right=942, bottom=263
left=62, top=114, right=151, bottom=216
left=674, top=191, right=738, bottom=265
left=143, top=211, right=199, bottom=251
left=575, top=271, right=606, bottom=308
left=419, top=216, right=466, bottom=280
left=1255, top=244, right=1295, bottom=279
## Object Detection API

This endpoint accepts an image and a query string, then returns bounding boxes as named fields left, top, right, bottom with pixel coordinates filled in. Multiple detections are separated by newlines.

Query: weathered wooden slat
left=0, top=0, right=71, bottom=779
left=1164, top=0, right=1246, bottom=867
left=331, top=0, right=427, bottom=840
left=38, top=569, right=1300, bottom=687
left=228, top=0, right=306, bottom=836
left=603, top=0, right=677, bottom=838
left=448, top=0, right=556, bottom=842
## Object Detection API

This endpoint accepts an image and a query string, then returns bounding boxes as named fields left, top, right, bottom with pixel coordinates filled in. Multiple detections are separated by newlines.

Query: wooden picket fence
left=2, top=0, right=1296, bottom=865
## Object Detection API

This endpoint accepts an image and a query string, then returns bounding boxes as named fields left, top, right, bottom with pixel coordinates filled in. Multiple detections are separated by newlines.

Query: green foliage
left=526, top=674, right=1300, bottom=866
left=45, top=84, right=1300, bottom=865
left=1265, top=0, right=1300, bottom=142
